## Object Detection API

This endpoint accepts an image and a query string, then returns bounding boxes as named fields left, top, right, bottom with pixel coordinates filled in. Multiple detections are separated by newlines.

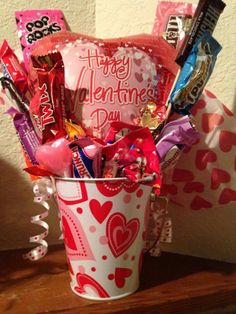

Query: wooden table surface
left=1, top=244, right=236, bottom=314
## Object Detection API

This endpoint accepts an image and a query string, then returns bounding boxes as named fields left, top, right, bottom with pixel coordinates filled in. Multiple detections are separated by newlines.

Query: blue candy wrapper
left=169, top=32, right=221, bottom=115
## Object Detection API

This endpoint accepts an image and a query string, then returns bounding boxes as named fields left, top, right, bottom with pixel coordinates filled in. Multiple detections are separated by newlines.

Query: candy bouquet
left=0, top=0, right=227, bottom=300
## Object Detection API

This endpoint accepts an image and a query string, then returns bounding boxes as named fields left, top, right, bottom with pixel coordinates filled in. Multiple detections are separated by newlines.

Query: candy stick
left=0, top=77, right=29, bottom=112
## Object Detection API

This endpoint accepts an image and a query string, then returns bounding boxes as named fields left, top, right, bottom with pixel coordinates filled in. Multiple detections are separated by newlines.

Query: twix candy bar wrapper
left=176, top=0, right=226, bottom=67
left=15, top=10, right=67, bottom=71
left=30, top=52, right=66, bottom=143
left=152, top=1, right=196, bottom=51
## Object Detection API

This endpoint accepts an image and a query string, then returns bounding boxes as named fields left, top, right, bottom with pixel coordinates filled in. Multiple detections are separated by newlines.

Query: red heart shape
left=89, top=199, right=113, bottom=224
left=62, top=216, right=77, bottom=250
left=219, top=131, right=236, bottom=152
left=195, top=150, right=217, bottom=170
left=115, top=268, right=132, bottom=288
left=190, top=196, right=213, bottom=210
left=172, top=169, right=194, bottom=182
left=211, top=168, right=231, bottom=189
left=75, top=273, right=109, bottom=298
left=59, top=203, right=95, bottom=261
left=219, top=188, right=236, bottom=204
left=183, top=182, right=205, bottom=193
left=107, top=213, right=139, bottom=257
left=202, top=113, right=224, bottom=133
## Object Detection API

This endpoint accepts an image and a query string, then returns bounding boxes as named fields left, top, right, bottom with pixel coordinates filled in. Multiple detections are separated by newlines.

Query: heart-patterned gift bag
left=162, top=89, right=236, bottom=210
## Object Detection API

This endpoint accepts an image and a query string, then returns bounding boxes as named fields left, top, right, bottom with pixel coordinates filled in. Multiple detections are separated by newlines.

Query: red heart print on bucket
left=75, top=273, right=110, bottom=298
left=114, top=268, right=133, bottom=288
left=106, top=213, right=140, bottom=257
left=89, top=199, right=113, bottom=223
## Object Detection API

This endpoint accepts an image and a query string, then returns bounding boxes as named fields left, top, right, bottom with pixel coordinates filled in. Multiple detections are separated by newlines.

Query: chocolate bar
left=176, top=0, right=226, bottom=66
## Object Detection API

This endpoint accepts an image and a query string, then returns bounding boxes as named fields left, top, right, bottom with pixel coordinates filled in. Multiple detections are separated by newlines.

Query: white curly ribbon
left=23, top=177, right=56, bottom=261
left=146, top=194, right=172, bottom=256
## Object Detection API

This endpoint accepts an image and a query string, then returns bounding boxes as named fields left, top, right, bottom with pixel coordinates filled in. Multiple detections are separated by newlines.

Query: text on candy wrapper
left=39, top=83, right=55, bottom=129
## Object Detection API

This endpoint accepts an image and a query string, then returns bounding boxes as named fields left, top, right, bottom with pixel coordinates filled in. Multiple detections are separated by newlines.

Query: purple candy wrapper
left=156, top=115, right=200, bottom=161
left=12, top=109, right=40, bottom=164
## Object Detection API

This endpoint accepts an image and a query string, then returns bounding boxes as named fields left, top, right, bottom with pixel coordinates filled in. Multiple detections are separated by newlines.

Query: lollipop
left=35, top=137, right=72, bottom=177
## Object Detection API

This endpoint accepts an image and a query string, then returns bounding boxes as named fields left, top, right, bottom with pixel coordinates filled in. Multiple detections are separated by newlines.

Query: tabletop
left=1, top=244, right=236, bottom=314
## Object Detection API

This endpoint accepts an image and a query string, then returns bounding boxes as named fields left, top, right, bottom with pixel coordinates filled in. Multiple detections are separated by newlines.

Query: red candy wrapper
left=103, top=122, right=161, bottom=193
left=152, top=1, right=196, bottom=51
left=0, top=40, right=28, bottom=95
left=15, top=9, right=67, bottom=71
left=30, top=52, right=66, bottom=143
left=104, top=121, right=141, bottom=144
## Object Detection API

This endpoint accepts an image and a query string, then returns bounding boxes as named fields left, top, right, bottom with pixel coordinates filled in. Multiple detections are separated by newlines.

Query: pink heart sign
left=60, top=41, right=158, bottom=137
left=106, top=213, right=140, bottom=257
left=30, top=32, right=178, bottom=139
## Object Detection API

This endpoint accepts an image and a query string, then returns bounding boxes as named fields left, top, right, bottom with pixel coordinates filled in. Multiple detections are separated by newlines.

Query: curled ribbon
left=146, top=195, right=172, bottom=256
left=23, top=177, right=56, bottom=261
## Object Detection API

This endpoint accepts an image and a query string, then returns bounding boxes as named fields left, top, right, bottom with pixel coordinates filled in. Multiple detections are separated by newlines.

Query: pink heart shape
left=106, top=213, right=140, bottom=257
left=36, top=138, right=72, bottom=176
left=89, top=199, right=113, bottom=224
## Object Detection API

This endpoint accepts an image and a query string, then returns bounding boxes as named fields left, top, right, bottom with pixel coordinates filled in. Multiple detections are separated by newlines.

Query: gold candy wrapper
left=139, top=101, right=166, bottom=130
left=65, top=120, right=86, bottom=140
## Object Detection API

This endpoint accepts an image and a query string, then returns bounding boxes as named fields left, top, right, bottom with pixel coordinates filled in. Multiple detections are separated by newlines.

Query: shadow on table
left=139, top=251, right=236, bottom=291
left=0, top=244, right=67, bottom=294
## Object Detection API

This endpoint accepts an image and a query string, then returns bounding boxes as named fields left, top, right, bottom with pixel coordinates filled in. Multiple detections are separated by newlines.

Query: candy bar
left=170, top=32, right=221, bottom=115
left=69, top=138, right=102, bottom=178
left=30, top=52, right=66, bottom=143
left=176, top=0, right=226, bottom=66
left=156, top=116, right=200, bottom=161
left=0, top=40, right=28, bottom=94
left=0, top=77, right=29, bottom=112
left=7, top=107, right=40, bottom=164
left=152, top=1, right=196, bottom=51
left=15, top=10, right=67, bottom=70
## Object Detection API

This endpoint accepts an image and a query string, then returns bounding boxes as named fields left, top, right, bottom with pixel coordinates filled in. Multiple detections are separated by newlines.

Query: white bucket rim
left=53, top=176, right=129, bottom=183
left=53, top=174, right=155, bottom=183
